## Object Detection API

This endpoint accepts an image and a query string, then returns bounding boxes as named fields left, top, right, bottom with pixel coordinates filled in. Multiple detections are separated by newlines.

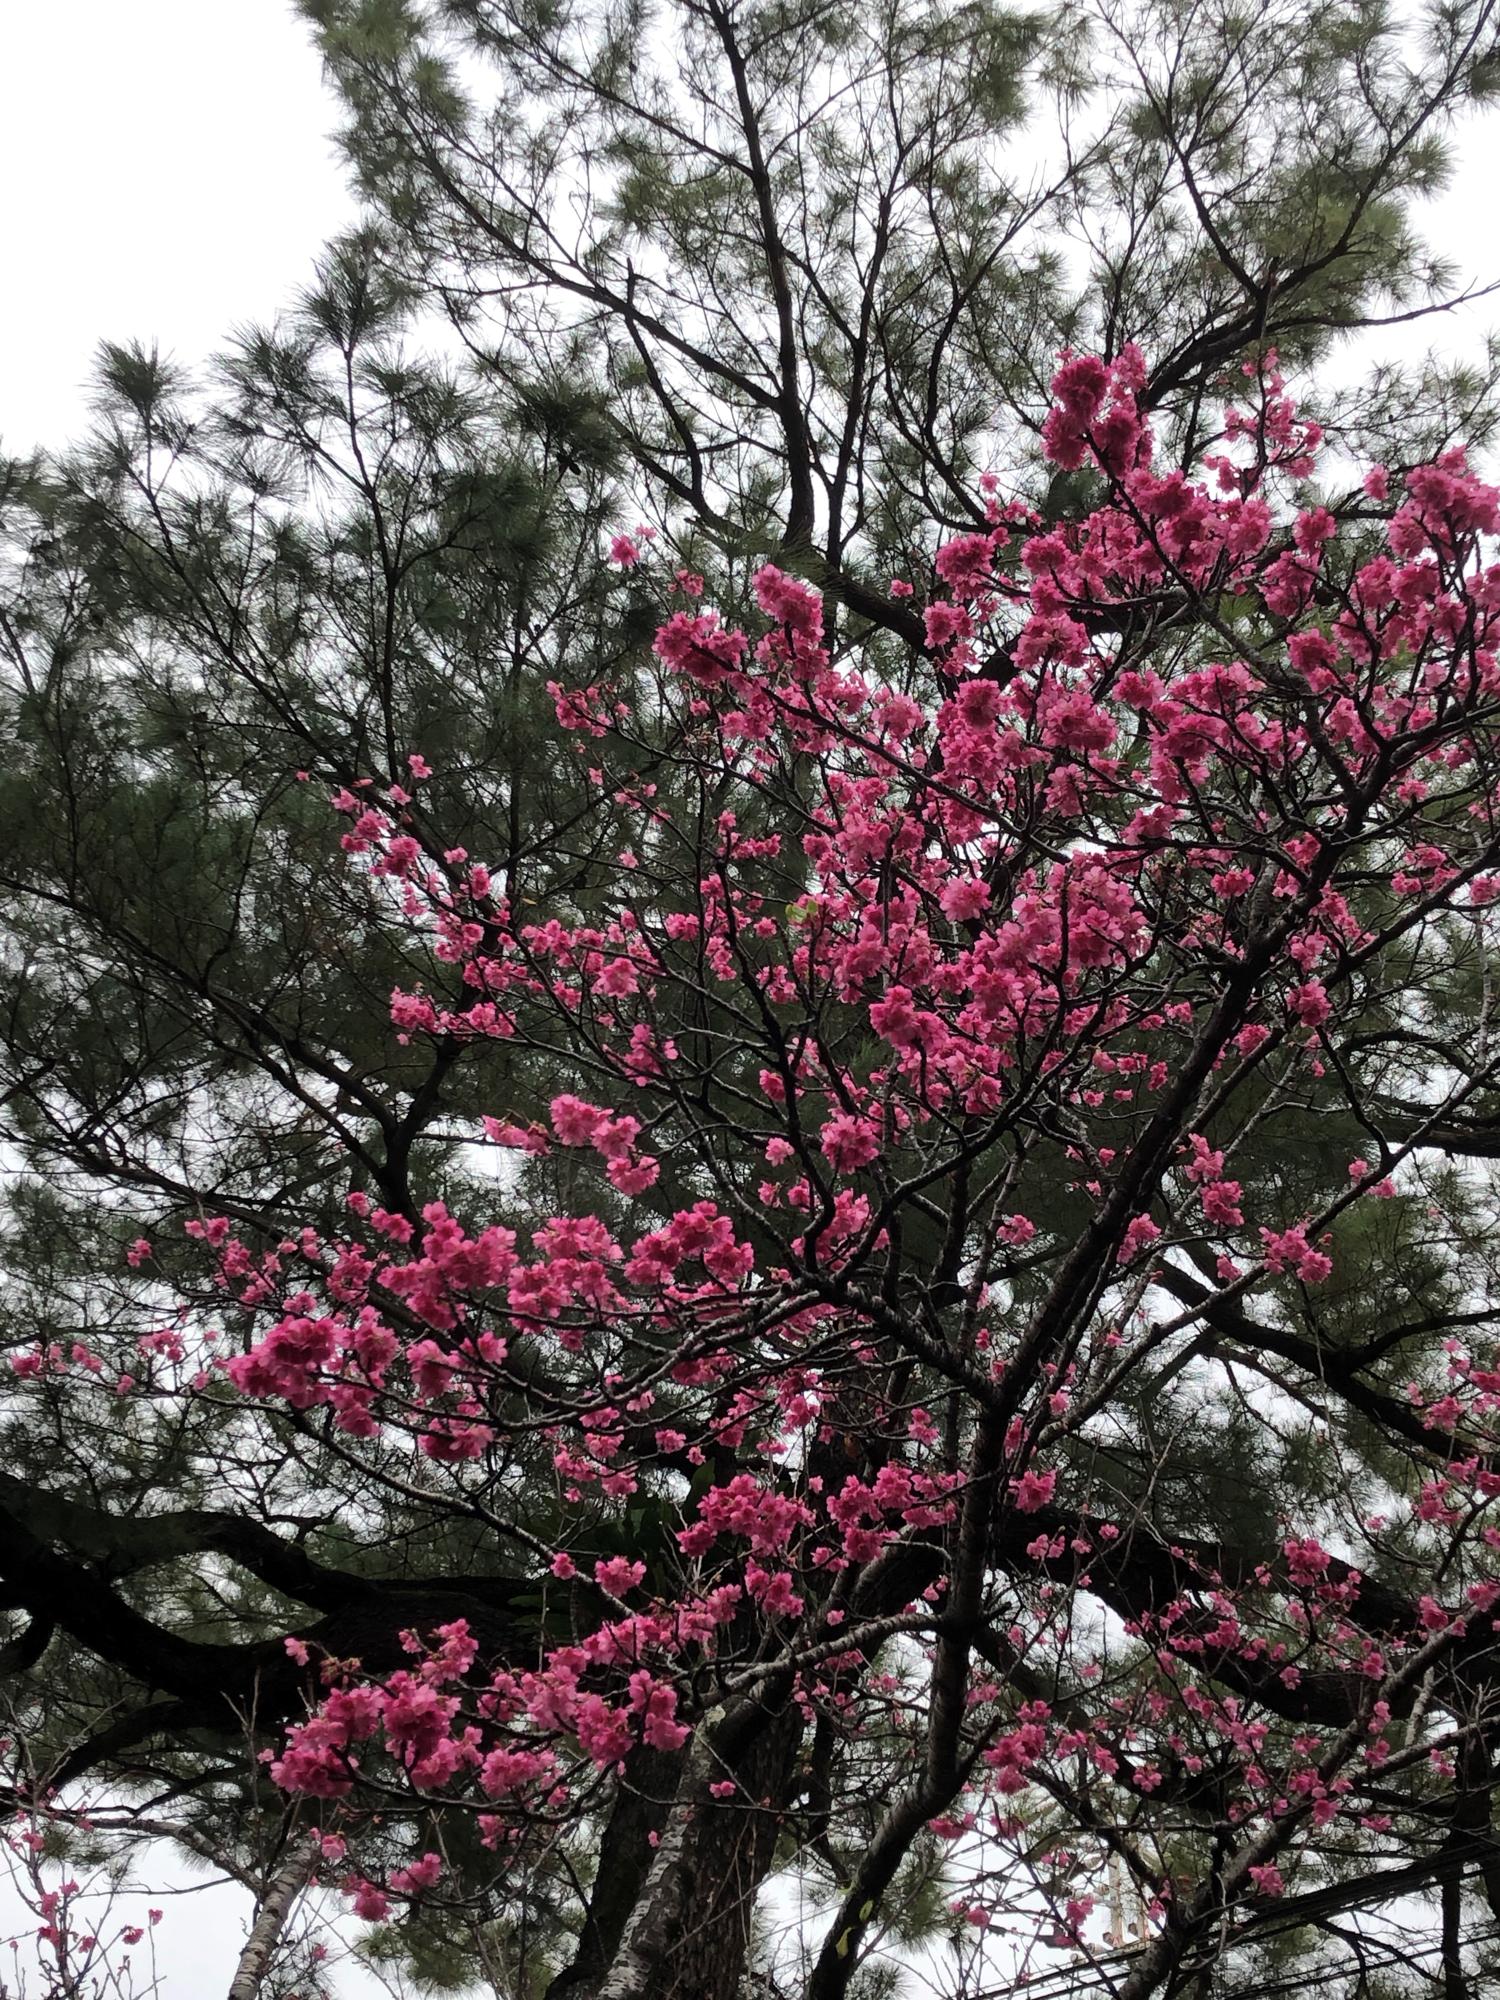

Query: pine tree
left=0, top=240, right=669, bottom=1990
left=302, top=0, right=1500, bottom=611
left=3, top=6, right=1500, bottom=1999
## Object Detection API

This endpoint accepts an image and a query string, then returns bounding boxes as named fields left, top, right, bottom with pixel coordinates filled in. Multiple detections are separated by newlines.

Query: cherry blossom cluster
left=89, top=344, right=1500, bottom=1953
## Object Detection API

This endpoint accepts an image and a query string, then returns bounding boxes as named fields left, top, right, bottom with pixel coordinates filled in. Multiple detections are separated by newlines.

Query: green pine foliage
left=3, top=3, right=1500, bottom=1994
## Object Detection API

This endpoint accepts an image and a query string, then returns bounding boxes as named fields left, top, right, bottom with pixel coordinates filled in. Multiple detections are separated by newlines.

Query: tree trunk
left=227, top=1834, right=316, bottom=2000
left=546, top=1745, right=682, bottom=1999
left=596, top=1695, right=804, bottom=2000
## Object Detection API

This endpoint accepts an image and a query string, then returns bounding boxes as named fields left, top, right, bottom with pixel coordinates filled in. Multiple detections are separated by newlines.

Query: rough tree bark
left=227, top=1834, right=318, bottom=2000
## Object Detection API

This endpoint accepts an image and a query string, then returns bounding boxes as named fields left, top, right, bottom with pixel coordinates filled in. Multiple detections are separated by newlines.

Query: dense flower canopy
left=13, top=347, right=1499, bottom=1995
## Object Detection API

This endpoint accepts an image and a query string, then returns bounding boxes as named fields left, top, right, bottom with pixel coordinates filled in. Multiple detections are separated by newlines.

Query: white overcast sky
left=2, top=3, right=1500, bottom=1996
left=0, top=0, right=356, bottom=458
left=3, top=0, right=1500, bottom=459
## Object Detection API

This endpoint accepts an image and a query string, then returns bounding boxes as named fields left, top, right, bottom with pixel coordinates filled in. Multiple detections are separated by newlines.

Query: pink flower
left=1260, top=1225, right=1332, bottom=1285
left=481, top=1745, right=555, bottom=1797
left=745, top=1564, right=804, bottom=1617
left=1118, top=1213, right=1162, bottom=1264
left=1011, top=1467, right=1057, bottom=1513
left=594, top=1556, right=646, bottom=1596
left=574, top=1694, right=634, bottom=1769
left=483, top=1116, right=550, bottom=1154
left=390, top=1852, right=443, bottom=1894
left=595, top=957, right=640, bottom=997
left=1287, top=980, right=1331, bottom=1027
left=752, top=564, right=822, bottom=639
left=924, top=601, right=972, bottom=650
left=819, top=1113, right=880, bottom=1173
left=1200, top=1180, right=1244, bottom=1228
left=934, top=531, right=996, bottom=598
left=939, top=876, right=990, bottom=922
left=551, top=1094, right=609, bottom=1146
left=349, top=1881, right=390, bottom=1922
left=607, top=1155, right=661, bottom=1196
